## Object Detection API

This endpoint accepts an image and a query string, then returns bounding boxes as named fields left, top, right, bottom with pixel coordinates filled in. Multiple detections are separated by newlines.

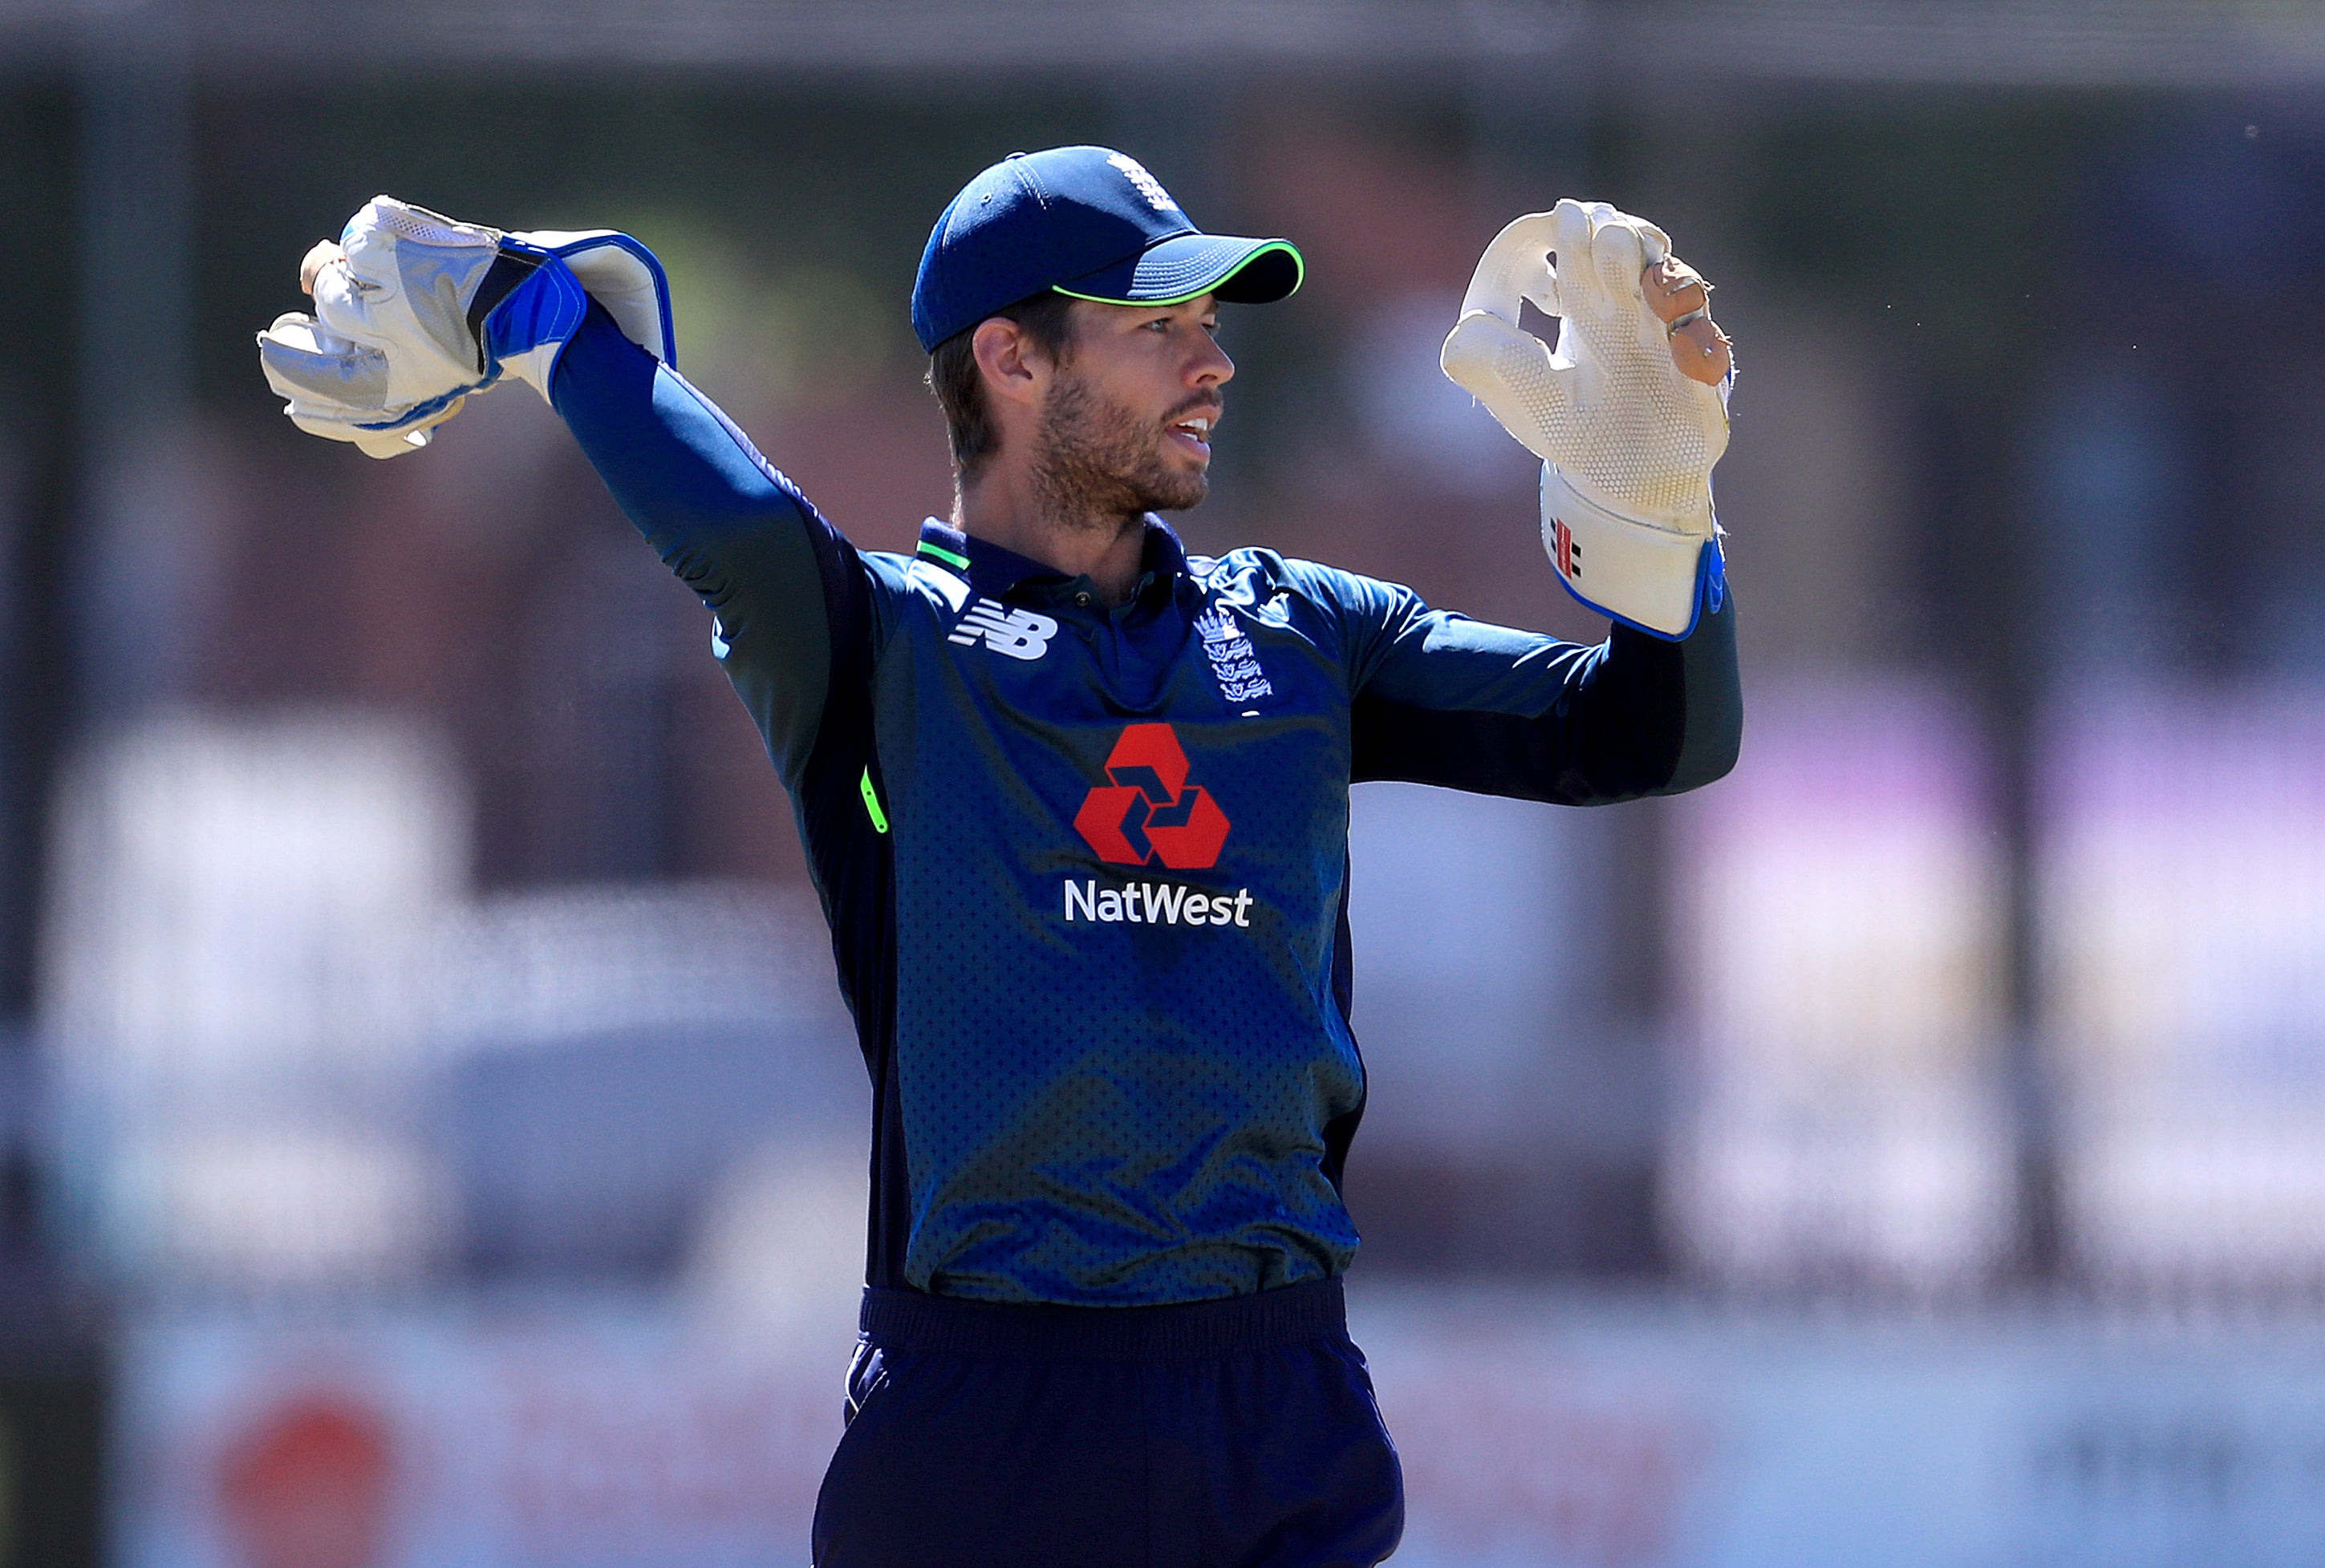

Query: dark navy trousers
left=811, top=1278, right=1404, bottom=1567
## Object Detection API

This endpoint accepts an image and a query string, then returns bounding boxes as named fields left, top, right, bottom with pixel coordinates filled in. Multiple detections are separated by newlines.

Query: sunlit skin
left=1643, top=253, right=1733, bottom=382
left=959, top=294, right=1231, bottom=606
left=299, top=237, right=339, bottom=295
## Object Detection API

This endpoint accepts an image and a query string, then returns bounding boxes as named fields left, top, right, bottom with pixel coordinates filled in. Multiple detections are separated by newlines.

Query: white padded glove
left=257, top=196, right=675, bottom=459
left=1441, top=200, right=1731, bottom=638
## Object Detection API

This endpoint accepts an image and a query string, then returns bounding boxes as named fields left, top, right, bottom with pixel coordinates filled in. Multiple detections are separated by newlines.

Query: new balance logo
left=949, top=598, right=1058, bottom=661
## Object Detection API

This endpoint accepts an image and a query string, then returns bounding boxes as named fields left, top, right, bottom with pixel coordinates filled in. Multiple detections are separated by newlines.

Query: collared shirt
left=552, top=302, right=1742, bottom=1305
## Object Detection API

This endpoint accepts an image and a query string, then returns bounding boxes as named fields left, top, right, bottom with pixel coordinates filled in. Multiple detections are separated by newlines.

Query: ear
left=972, top=316, right=1054, bottom=412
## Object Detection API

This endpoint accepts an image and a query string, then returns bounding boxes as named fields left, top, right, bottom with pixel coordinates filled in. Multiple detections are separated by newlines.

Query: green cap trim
left=1052, top=240, right=1305, bottom=310
left=916, top=539, right=971, bottom=571
left=859, top=768, right=890, bottom=834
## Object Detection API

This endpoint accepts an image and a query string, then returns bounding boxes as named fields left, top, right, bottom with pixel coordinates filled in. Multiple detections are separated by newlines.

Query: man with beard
left=261, top=144, right=1741, bottom=1567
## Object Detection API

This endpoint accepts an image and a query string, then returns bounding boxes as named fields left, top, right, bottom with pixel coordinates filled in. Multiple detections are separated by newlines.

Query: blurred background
left=5, top=0, right=2325, bottom=1562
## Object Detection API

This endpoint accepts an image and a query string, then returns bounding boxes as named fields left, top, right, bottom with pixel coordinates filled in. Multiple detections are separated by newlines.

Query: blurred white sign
left=1665, top=679, right=2012, bottom=1290
left=2043, top=690, right=2325, bottom=1283
left=44, top=708, right=468, bottom=1102
left=39, top=707, right=862, bottom=1295
left=43, top=709, right=469, bottom=1289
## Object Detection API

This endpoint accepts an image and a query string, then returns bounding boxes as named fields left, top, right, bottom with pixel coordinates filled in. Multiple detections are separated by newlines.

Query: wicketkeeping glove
left=256, top=196, right=675, bottom=458
left=1441, top=199, right=1731, bottom=638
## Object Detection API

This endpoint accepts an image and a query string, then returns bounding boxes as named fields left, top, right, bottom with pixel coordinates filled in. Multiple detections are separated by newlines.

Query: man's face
left=1029, top=296, right=1234, bottom=525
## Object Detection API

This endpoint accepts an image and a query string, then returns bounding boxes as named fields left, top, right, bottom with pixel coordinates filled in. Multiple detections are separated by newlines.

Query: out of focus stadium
left=5, top=2, right=2325, bottom=1562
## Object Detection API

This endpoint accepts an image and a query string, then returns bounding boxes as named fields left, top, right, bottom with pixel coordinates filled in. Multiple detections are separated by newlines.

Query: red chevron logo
left=1072, top=723, right=1231, bottom=870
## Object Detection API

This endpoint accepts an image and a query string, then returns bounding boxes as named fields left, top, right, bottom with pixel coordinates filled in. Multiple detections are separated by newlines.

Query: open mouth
left=1167, top=411, right=1218, bottom=457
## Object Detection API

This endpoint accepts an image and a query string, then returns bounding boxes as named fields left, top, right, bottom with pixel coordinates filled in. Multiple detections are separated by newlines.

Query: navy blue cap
left=911, top=145, right=1304, bottom=353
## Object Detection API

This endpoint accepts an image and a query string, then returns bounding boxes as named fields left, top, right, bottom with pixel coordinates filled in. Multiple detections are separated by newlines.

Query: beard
left=1029, top=368, right=1210, bottom=532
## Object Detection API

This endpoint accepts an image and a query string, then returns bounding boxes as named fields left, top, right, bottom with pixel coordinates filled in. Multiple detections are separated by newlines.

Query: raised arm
left=1359, top=195, right=1741, bottom=801
left=548, top=300, right=871, bottom=784
left=258, top=198, right=877, bottom=785
left=1337, top=566, right=1740, bottom=804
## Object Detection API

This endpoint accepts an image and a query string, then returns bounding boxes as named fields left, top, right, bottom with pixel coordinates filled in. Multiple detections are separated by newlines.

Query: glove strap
left=1540, top=462, right=1723, bottom=640
left=477, top=233, right=678, bottom=401
left=465, top=251, right=546, bottom=372
left=481, top=248, right=593, bottom=399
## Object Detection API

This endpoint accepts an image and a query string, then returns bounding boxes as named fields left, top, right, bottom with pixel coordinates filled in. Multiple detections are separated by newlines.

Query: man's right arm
left=259, top=205, right=875, bottom=789
left=549, top=300, right=875, bottom=786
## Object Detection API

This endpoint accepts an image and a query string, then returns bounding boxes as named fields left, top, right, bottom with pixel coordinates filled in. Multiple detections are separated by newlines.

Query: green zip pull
left=859, top=768, right=890, bottom=833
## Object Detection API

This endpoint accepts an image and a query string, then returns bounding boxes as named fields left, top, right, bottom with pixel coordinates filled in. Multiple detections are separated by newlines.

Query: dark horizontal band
left=861, top=1276, right=1346, bottom=1361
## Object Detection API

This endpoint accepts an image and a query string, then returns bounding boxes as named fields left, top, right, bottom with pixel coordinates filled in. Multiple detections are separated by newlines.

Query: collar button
left=1073, top=591, right=1093, bottom=607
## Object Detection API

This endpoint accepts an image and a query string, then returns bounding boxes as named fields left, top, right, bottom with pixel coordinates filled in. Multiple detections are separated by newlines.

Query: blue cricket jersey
left=550, top=302, right=1742, bottom=1306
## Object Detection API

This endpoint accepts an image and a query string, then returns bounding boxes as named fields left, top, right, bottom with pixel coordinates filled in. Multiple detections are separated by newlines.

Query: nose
left=1190, top=332, right=1234, bottom=390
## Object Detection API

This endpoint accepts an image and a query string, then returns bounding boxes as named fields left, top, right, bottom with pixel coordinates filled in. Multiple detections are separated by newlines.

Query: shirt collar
left=916, top=516, right=1192, bottom=607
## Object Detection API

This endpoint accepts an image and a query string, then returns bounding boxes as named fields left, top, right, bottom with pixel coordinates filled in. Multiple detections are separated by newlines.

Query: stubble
left=1029, top=368, right=1209, bottom=536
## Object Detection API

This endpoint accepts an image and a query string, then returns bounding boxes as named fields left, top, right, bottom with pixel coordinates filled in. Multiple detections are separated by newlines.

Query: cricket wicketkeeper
left=259, top=145, right=1742, bottom=1567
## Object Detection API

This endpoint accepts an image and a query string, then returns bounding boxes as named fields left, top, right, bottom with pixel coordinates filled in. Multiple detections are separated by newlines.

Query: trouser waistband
left=860, top=1277, right=1347, bottom=1361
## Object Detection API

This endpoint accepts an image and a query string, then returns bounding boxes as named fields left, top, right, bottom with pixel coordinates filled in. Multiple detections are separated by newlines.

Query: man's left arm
left=1345, top=195, right=1741, bottom=804
left=1341, top=571, right=1739, bottom=805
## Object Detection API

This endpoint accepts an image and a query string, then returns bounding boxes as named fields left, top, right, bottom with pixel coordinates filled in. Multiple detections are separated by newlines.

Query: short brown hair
left=925, top=290, right=1079, bottom=481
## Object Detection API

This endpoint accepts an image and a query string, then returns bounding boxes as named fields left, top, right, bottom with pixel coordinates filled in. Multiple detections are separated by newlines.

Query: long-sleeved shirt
left=550, top=301, right=1742, bottom=1306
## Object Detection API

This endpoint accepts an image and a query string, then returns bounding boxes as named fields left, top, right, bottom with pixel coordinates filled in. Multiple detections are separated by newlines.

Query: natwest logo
left=1072, top=723, right=1230, bottom=870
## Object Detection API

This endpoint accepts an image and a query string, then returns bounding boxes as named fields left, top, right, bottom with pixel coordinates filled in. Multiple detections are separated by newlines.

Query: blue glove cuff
left=477, top=231, right=676, bottom=397
left=482, top=251, right=590, bottom=382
